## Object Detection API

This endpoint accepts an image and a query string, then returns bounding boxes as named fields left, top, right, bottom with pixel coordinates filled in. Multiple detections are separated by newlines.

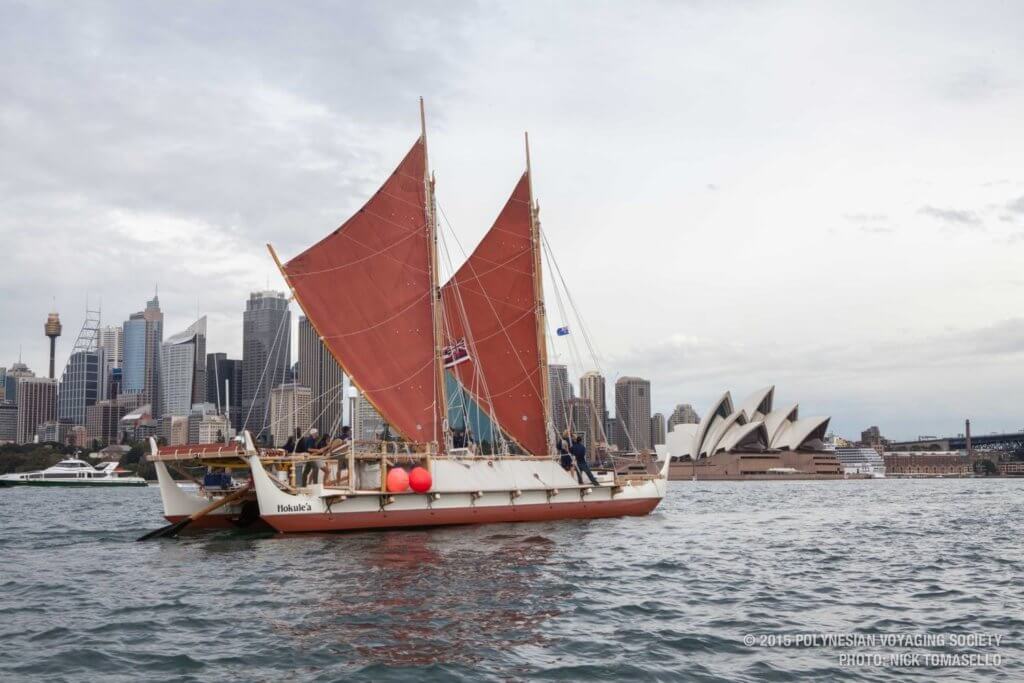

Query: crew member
left=557, top=429, right=573, bottom=472
left=572, top=435, right=599, bottom=486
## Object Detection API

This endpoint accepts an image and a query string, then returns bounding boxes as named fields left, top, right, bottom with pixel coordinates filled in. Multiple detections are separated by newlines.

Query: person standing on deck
left=299, top=428, right=321, bottom=485
left=572, top=435, right=599, bottom=486
left=557, top=429, right=574, bottom=472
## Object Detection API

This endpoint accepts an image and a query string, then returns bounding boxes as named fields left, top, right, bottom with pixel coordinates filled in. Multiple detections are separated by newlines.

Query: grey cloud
left=1007, top=196, right=1024, bottom=214
left=918, top=205, right=982, bottom=227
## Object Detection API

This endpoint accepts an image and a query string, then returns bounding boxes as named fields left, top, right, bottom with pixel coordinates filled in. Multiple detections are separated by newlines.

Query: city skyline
left=2, top=4, right=1023, bottom=440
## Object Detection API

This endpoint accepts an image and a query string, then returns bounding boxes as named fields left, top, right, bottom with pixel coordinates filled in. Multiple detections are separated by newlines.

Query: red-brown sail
left=281, top=139, right=444, bottom=445
left=441, top=173, right=549, bottom=455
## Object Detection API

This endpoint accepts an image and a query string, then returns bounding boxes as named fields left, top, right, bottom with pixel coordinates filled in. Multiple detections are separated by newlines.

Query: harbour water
left=0, top=479, right=1020, bottom=681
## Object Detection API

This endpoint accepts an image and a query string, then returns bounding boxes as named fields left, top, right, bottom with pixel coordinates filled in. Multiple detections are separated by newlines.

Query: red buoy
left=386, top=467, right=410, bottom=493
left=409, top=466, right=432, bottom=493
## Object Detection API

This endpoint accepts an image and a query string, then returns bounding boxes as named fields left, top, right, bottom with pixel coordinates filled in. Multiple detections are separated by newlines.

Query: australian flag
left=556, top=326, right=570, bottom=336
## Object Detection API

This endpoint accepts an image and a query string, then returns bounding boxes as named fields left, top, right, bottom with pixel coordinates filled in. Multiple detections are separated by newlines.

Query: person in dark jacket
left=557, top=430, right=573, bottom=472
left=572, top=435, right=599, bottom=486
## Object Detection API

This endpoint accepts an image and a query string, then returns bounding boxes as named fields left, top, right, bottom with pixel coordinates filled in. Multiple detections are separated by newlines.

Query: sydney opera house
left=659, top=386, right=843, bottom=480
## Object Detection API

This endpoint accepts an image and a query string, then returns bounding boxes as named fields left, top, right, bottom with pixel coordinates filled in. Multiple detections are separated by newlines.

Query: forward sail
left=279, top=139, right=445, bottom=446
left=441, top=172, right=550, bottom=455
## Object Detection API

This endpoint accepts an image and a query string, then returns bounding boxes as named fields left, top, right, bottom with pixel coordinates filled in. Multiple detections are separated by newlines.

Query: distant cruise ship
left=832, top=447, right=887, bottom=478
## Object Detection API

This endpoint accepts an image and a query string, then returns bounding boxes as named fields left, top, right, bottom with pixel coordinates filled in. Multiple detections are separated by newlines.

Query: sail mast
left=525, top=132, right=554, bottom=455
left=422, top=97, right=448, bottom=453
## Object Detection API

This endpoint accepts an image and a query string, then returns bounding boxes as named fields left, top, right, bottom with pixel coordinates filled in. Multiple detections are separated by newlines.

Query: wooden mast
left=525, top=132, right=554, bottom=455
left=422, top=97, right=449, bottom=453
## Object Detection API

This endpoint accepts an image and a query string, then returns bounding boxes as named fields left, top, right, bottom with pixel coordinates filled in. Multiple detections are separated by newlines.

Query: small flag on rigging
left=556, top=326, right=570, bottom=336
left=443, top=338, right=471, bottom=368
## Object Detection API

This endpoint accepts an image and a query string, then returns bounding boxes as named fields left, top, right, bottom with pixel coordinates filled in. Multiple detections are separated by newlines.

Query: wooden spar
left=525, top=132, right=554, bottom=455
left=422, top=97, right=449, bottom=453
left=137, top=483, right=253, bottom=540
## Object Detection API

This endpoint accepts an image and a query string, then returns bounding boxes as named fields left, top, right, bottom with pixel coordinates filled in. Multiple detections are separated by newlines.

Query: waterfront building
left=160, top=317, right=207, bottom=419
left=0, top=401, right=17, bottom=444
left=122, top=294, right=163, bottom=414
left=834, top=447, right=886, bottom=477
left=352, top=391, right=385, bottom=442
left=187, top=403, right=231, bottom=444
left=35, top=419, right=74, bottom=445
left=668, top=403, right=700, bottom=431
left=159, top=415, right=189, bottom=446
left=615, top=376, right=652, bottom=452
left=269, top=383, right=312, bottom=446
left=4, top=362, right=35, bottom=404
left=86, top=400, right=125, bottom=446
left=0, top=367, right=5, bottom=401
left=651, top=412, right=666, bottom=447
left=548, top=364, right=572, bottom=437
left=882, top=451, right=973, bottom=477
left=241, top=291, right=291, bottom=439
left=206, top=353, right=243, bottom=431
left=298, top=316, right=345, bottom=436
left=119, top=402, right=156, bottom=443
left=16, top=377, right=57, bottom=444
left=663, top=386, right=840, bottom=480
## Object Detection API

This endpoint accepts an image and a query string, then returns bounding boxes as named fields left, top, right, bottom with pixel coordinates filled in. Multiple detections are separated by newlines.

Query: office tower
left=187, top=403, right=231, bottom=444
left=0, top=401, right=17, bottom=444
left=160, top=316, right=207, bottom=418
left=241, top=291, right=291, bottom=439
left=4, top=362, right=35, bottom=404
left=667, top=403, right=700, bottom=431
left=567, top=396, right=599, bottom=447
left=579, top=370, right=607, bottom=443
left=98, top=325, right=123, bottom=398
left=122, top=294, right=163, bottom=413
left=159, top=415, right=189, bottom=446
left=206, top=352, right=243, bottom=431
left=16, top=377, right=57, bottom=443
left=298, top=316, right=345, bottom=436
left=605, top=416, right=629, bottom=453
left=352, top=392, right=385, bottom=442
left=615, top=376, right=652, bottom=452
left=44, top=311, right=62, bottom=378
left=86, top=399, right=127, bottom=446
left=0, top=367, right=5, bottom=402
left=650, top=412, right=666, bottom=447
left=548, top=364, right=572, bottom=436
left=269, top=383, right=312, bottom=447
left=57, top=307, right=104, bottom=427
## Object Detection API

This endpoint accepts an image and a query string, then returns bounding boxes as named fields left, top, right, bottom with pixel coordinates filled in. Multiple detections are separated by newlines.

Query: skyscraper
left=667, top=403, right=700, bottom=431
left=98, top=325, right=123, bottom=398
left=16, top=376, right=57, bottom=444
left=57, top=307, right=103, bottom=427
left=206, top=352, right=243, bottom=431
left=0, top=367, right=6, bottom=402
left=298, top=316, right=345, bottom=436
left=548, top=364, right=572, bottom=436
left=650, top=412, right=666, bottom=447
left=615, top=376, right=652, bottom=452
left=579, top=370, right=607, bottom=443
left=241, top=291, right=291, bottom=439
left=160, top=317, right=207, bottom=417
left=0, top=401, right=17, bottom=444
left=269, top=383, right=312, bottom=446
left=4, top=362, right=34, bottom=404
left=352, top=392, right=385, bottom=442
left=122, top=294, right=163, bottom=412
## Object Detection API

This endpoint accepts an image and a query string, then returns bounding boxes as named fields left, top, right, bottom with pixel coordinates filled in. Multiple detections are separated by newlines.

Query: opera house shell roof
left=665, top=386, right=830, bottom=461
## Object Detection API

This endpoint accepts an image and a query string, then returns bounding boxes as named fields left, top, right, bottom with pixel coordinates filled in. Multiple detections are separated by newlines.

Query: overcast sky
left=2, top=1, right=1022, bottom=440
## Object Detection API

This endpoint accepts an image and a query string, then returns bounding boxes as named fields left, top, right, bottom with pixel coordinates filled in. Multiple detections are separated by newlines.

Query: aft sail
left=440, top=171, right=551, bottom=455
left=278, top=138, right=445, bottom=446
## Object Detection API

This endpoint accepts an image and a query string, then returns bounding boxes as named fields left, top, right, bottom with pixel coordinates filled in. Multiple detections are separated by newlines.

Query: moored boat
left=0, top=459, right=147, bottom=487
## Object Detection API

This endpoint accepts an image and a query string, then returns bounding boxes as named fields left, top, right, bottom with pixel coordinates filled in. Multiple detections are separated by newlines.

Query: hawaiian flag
left=443, top=338, right=471, bottom=368
left=556, top=326, right=570, bottom=336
